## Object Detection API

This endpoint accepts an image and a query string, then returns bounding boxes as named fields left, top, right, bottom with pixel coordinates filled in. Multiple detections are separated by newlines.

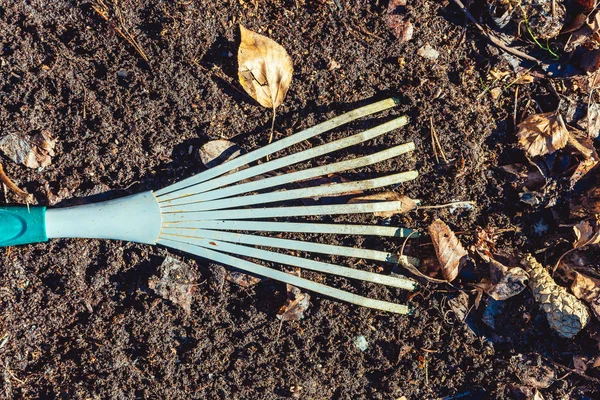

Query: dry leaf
left=225, top=270, right=262, bottom=287
left=348, top=192, right=417, bottom=217
left=476, top=252, right=529, bottom=301
left=0, top=131, right=56, bottom=169
left=516, top=111, right=569, bottom=157
left=148, top=256, right=198, bottom=313
left=238, top=25, right=293, bottom=109
left=587, top=102, right=600, bottom=139
left=556, top=220, right=600, bottom=269
left=571, top=271, right=600, bottom=319
left=199, top=140, right=243, bottom=169
left=277, top=274, right=310, bottom=321
left=428, top=219, right=468, bottom=282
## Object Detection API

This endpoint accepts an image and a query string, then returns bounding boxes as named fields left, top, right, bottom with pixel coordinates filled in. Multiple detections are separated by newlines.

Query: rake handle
left=0, top=206, right=47, bottom=246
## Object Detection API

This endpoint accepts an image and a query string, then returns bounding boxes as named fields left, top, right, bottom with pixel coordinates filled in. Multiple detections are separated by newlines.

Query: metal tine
left=158, top=115, right=409, bottom=203
left=159, top=228, right=419, bottom=266
left=162, top=170, right=418, bottom=213
left=159, top=237, right=412, bottom=314
left=166, top=220, right=420, bottom=238
left=161, top=201, right=415, bottom=222
left=161, top=142, right=415, bottom=207
left=163, top=236, right=416, bottom=290
left=155, top=97, right=401, bottom=198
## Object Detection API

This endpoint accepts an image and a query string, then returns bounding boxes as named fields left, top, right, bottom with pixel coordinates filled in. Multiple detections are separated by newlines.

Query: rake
left=0, top=98, right=420, bottom=314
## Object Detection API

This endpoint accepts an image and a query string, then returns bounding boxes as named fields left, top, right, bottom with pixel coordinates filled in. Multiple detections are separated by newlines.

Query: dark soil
left=1, top=0, right=599, bottom=399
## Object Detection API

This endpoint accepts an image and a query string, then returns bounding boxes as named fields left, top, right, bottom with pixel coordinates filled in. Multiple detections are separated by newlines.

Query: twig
left=92, top=0, right=149, bottom=62
left=430, top=116, right=448, bottom=163
left=450, top=0, right=543, bottom=64
left=418, top=201, right=476, bottom=210
left=542, top=356, right=600, bottom=385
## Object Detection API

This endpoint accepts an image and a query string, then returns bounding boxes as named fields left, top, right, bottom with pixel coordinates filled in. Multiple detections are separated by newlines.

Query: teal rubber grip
left=0, top=206, right=48, bottom=246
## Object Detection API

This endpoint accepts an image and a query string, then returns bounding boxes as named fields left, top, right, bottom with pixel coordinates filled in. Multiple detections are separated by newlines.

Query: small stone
left=417, top=44, right=439, bottom=61
left=354, top=335, right=369, bottom=352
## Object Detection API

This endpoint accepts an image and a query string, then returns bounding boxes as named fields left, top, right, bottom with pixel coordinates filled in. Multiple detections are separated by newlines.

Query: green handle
left=0, top=206, right=47, bottom=246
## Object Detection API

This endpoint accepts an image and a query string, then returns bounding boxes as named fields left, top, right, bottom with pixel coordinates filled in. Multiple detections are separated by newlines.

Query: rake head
left=155, top=98, right=420, bottom=314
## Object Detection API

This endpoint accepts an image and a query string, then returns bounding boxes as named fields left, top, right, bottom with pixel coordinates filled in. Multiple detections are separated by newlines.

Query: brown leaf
left=148, top=256, right=198, bottom=313
left=199, top=140, right=243, bottom=169
left=238, top=25, right=293, bottom=109
left=428, top=219, right=468, bottom=282
left=0, top=131, right=56, bottom=169
left=225, top=270, right=262, bottom=288
left=348, top=192, right=417, bottom=217
left=277, top=272, right=310, bottom=321
left=516, top=111, right=569, bottom=157
left=586, top=102, right=600, bottom=139
left=476, top=252, right=529, bottom=301
left=555, top=219, right=600, bottom=273
left=571, top=271, right=600, bottom=319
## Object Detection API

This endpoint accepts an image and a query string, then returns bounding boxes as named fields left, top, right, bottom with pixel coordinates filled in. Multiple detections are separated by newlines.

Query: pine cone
left=522, top=254, right=590, bottom=339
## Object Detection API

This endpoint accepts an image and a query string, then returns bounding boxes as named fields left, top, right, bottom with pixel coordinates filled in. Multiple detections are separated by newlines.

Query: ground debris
left=428, top=219, right=468, bottom=282
left=199, top=140, right=243, bottom=169
left=0, top=131, right=55, bottom=169
left=516, top=111, right=569, bottom=158
left=417, top=44, right=439, bottom=61
left=476, top=252, right=529, bottom=301
left=277, top=271, right=310, bottom=321
left=522, top=254, right=590, bottom=338
left=148, top=256, right=198, bottom=313
left=570, top=271, right=600, bottom=319
left=238, top=24, right=293, bottom=110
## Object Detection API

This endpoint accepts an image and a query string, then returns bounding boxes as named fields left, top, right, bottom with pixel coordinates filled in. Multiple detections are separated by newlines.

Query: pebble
left=417, top=44, right=439, bottom=61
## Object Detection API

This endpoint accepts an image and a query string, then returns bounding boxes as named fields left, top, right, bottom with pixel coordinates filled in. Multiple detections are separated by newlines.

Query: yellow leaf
left=237, top=25, right=293, bottom=109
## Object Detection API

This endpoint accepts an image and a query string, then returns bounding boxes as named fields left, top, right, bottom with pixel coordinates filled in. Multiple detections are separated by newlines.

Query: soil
left=1, top=0, right=599, bottom=399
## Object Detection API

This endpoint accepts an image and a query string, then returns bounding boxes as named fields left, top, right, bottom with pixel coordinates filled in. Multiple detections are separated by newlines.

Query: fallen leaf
left=517, top=111, right=569, bottom=158
left=428, top=219, right=468, bottom=282
left=555, top=219, right=600, bottom=269
left=277, top=275, right=310, bottom=321
left=148, top=256, right=198, bottom=313
left=447, top=291, right=470, bottom=323
left=513, top=354, right=556, bottom=389
left=587, top=102, right=600, bottom=139
left=573, top=353, right=592, bottom=374
left=225, top=270, right=262, bottom=287
left=565, top=10, right=600, bottom=52
left=476, top=251, right=529, bottom=301
left=199, top=140, right=243, bottom=169
left=348, top=192, right=417, bottom=217
left=571, top=271, right=600, bottom=319
left=0, top=131, right=56, bottom=169
left=238, top=24, right=293, bottom=109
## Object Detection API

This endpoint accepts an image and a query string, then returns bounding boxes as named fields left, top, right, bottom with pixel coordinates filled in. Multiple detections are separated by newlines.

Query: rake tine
left=160, top=236, right=416, bottom=290
left=167, top=220, right=420, bottom=238
left=159, top=228, right=419, bottom=266
left=161, top=201, right=416, bottom=222
left=155, top=97, right=401, bottom=198
left=158, top=115, right=409, bottom=203
left=159, top=237, right=412, bottom=314
left=162, top=170, right=418, bottom=213
left=161, top=142, right=415, bottom=207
